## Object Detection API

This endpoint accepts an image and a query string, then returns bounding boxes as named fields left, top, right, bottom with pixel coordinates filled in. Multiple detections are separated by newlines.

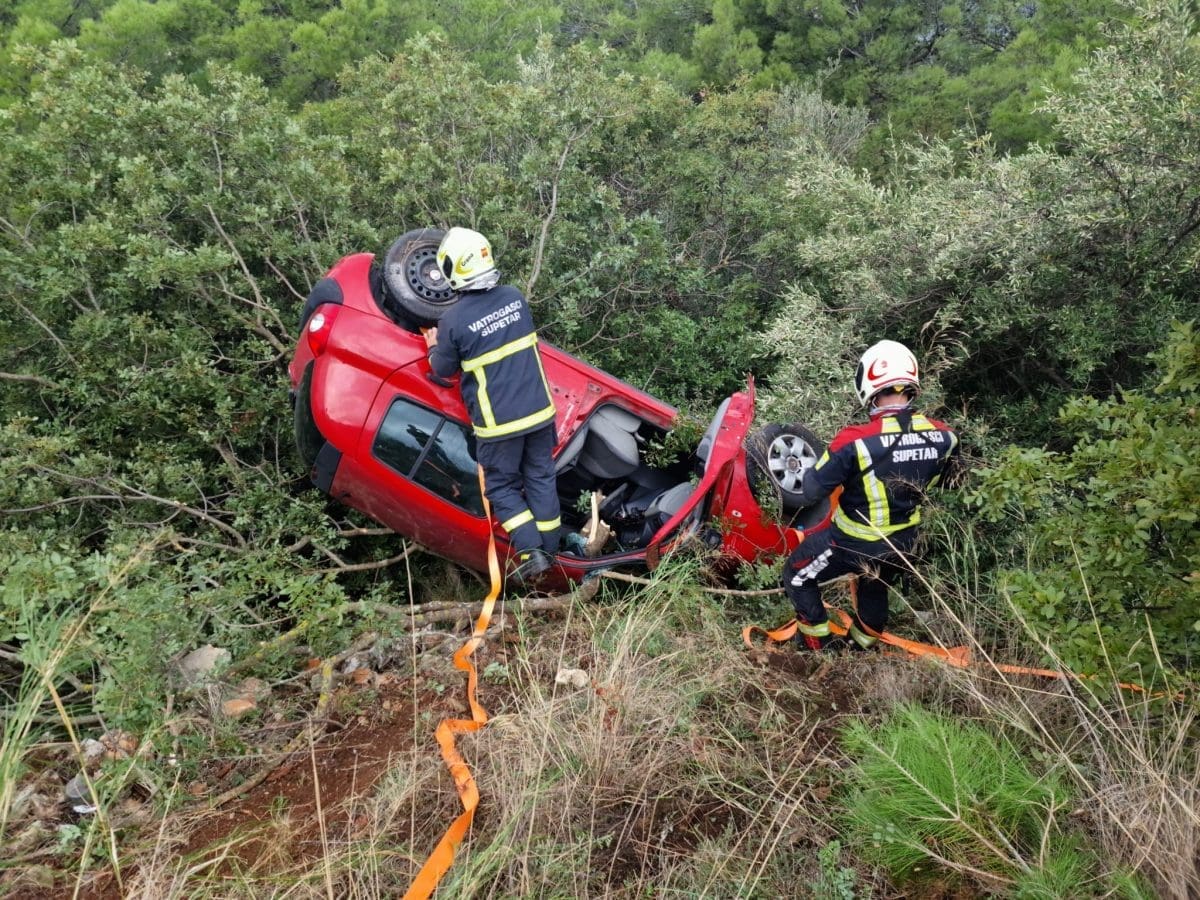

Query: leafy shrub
left=971, top=321, right=1200, bottom=681
left=0, top=37, right=831, bottom=727
left=759, top=1, right=1200, bottom=442
left=808, top=840, right=868, bottom=900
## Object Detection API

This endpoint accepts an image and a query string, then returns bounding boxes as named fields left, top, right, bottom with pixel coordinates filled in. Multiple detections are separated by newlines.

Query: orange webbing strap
left=745, top=603, right=1176, bottom=698
left=403, top=468, right=502, bottom=900
left=749, top=515, right=1179, bottom=696
left=834, top=582, right=1169, bottom=694
left=740, top=612, right=851, bottom=649
left=831, top=587, right=974, bottom=667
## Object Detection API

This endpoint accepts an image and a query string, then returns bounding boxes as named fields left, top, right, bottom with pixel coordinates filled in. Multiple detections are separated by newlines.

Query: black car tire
left=382, top=228, right=461, bottom=322
left=747, top=422, right=825, bottom=515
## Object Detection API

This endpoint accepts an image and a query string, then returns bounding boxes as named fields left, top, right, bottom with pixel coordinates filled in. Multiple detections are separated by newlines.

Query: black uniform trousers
left=475, top=424, right=561, bottom=557
left=782, top=525, right=915, bottom=636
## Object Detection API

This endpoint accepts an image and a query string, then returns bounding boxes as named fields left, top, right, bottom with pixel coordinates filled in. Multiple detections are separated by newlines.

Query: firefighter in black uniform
left=783, top=340, right=959, bottom=650
left=424, top=227, right=560, bottom=585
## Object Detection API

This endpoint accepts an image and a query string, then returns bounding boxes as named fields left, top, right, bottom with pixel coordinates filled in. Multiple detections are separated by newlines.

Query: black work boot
left=794, top=632, right=865, bottom=653
left=793, top=620, right=832, bottom=651
left=510, top=548, right=552, bottom=586
left=821, top=635, right=865, bottom=653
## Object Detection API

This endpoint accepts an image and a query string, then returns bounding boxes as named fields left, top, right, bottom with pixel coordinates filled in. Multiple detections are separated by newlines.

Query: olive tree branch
left=526, top=126, right=591, bottom=300
left=0, top=371, right=59, bottom=389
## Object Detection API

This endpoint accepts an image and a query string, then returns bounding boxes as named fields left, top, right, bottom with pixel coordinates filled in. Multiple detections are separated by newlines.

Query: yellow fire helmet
left=436, top=227, right=499, bottom=291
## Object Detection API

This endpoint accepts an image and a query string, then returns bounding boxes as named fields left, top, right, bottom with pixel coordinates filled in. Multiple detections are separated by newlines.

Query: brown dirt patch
left=60, top=676, right=466, bottom=900
left=175, top=678, right=445, bottom=869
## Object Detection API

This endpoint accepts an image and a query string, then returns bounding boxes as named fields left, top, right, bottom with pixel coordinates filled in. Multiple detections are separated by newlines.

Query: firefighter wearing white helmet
left=780, top=339, right=960, bottom=652
left=425, top=227, right=560, bottom=586
left=855, top=339, right=921, bottom=408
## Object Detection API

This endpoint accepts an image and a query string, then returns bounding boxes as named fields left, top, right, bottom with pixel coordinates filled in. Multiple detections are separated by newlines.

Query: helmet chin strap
left=869, top=386, right=916, bottom=417
left=870, top=401, right=914, bottom=418
left=462, top=269, right=501, bottom=292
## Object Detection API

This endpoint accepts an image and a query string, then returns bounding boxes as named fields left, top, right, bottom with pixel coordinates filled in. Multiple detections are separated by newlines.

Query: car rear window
left=373, top=397, right=484, bottom=516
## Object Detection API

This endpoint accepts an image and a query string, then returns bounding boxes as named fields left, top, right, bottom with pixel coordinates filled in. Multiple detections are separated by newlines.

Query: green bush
left=972, top=321, right=1200, bottom=682
left=759, top=1, right=1200, bottom=441
left=0, top=37, right=841, bottom=726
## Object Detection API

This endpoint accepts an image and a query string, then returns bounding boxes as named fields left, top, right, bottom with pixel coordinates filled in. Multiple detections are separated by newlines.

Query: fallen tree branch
left=226, top=587, right=587, bottom=678
left=285, top=526, right=399, bottom=555
left=10, top=470, right=248, bottom=548
left=0, top=371, right=59, bottom=389
left=596, top=569, right=783, bottom=597
left=311, top=545, right=415, bottom=575
left=397, top=594, right=577, bottom=627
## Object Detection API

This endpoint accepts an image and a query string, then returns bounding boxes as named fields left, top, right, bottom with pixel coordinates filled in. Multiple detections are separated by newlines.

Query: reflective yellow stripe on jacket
left=461, top=333, right=556, bottom=439
left=833, top=415, right=937, bottom=541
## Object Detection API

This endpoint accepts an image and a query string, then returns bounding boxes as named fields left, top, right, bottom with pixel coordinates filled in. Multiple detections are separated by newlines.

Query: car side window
left=373, top=397, right=484, bottom=516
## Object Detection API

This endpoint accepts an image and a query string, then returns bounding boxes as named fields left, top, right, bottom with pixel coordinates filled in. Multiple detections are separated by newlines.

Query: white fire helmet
left=854, top=339, right=920, bottom=407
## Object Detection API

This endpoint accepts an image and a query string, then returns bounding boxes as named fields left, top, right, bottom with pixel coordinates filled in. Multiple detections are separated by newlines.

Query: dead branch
left=3, top=493, right=128, bottom=514
left=205, top=205, right=290, bottom=352
left=11, top=296, right=77, bottom=366
left=284, top=526, right=397, bottom=555
left=263, top=255, right=308, bottom=305
left=110, top=478, right=247, bottom=547
left=311, top=544, right=415, bottom=575
left=336, top=526, right=396, bottom=538
left=0, top=371, right=59, bottom=389
left=597, top=569, right=783, bottom=598
left=226, top=589, right=585, bottom=679
left=526, top=126, right=591, bottom=299
left=387, top=594, right=577, bottom=626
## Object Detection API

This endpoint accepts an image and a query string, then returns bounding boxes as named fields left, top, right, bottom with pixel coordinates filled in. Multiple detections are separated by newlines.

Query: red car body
left=288, top=251, right=825, bottom=587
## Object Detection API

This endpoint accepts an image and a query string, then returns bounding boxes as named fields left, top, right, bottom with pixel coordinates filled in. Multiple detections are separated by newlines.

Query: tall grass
left=1, top=539, right=165, bottom=896
left=888, top=510, right=1200, bottom=898
left=38, top=529, right=1197, bottom=899
left=435, top=560, right=837, bottom=897
left=138, top=558, right=860, bottom=897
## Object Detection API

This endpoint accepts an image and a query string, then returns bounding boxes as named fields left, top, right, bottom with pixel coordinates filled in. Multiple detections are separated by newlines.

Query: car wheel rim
left=402, top=246, right=457, bottom=304
left=766, top=433, right=817, bottom=494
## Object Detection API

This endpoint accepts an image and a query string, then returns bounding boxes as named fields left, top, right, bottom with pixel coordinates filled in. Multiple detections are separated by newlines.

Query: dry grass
left=901, top=520, right=1200, bottom=899
left=8, top=549, right=1196, bottom=899
left=205, top=563, right=878, bottom=899
left=412, top=570, right=846, bottom=897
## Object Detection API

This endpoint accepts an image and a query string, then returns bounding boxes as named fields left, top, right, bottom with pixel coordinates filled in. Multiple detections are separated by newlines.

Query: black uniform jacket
left=429, top=285, right=556, bottom=442
left=799, top=408, right=959, bottom=544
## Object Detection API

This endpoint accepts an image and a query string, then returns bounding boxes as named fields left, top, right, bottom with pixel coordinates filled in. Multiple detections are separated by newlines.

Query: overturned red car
left=288, top=230, right=831, bottom=587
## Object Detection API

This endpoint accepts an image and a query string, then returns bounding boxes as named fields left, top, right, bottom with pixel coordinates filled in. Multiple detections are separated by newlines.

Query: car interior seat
left=640, top=482, right=696, bottom=544
left=576, top=406, right=642, bottom=481
left=554, top=423, right=591, bottom=475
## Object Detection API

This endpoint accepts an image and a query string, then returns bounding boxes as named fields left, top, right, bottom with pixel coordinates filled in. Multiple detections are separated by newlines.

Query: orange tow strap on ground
left=403, top=469, right=502, bottom=900
left=743, top=599, right=1175, bottom=699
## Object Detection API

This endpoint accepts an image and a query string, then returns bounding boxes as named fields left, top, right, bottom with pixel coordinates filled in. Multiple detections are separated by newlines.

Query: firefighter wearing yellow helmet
left=424, top=227, right=559, bottom=585
left=436, top=226, right=500, bottom=292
